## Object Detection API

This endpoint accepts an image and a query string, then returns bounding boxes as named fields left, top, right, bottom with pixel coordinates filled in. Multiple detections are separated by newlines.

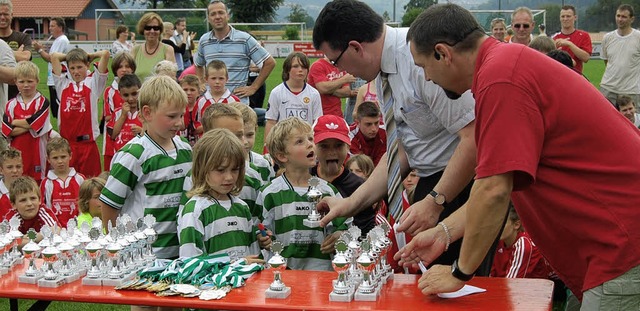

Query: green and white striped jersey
left=257, top=174, right=351, bottom=271
left=178, top=194, right=258, bottom=259
left=250, top=151, right=275, bottom=184
left=100, top=133, right=192, bottom=259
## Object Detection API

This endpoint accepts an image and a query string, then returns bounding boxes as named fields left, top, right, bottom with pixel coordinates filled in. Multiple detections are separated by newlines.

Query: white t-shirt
left=47, top=35, right=70, bottom=86
left=265, top=82, right=322, bottom=125
left=600, top=29, right=640, bottom=94
left=0, top=39, right=16, bottom=117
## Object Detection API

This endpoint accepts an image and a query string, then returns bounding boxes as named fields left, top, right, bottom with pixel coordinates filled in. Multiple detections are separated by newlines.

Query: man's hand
left=397, top=198, right=443, bottom=236
left=233, top=85, right=256, bottom=98
left=554, top=38, right=572, bottom=48
left=316, top=196, right=355, bottom=228
left=320, top=231, right=342, bottom=254
left=418, top=265, right=465, bottom=295
left=33, top=40, right=42, bottom=51
left=394, top=224, right=448, bottom=270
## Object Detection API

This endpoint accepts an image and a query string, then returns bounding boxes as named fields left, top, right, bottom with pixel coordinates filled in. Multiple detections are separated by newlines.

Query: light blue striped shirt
left=195, top=27, right=271, bottom=103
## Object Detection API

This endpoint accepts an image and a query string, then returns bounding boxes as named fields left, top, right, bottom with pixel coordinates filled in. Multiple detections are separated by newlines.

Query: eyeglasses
left=144, top=25, right=162, bottom=31
left=329, top=45, right=349, bottom=67
left=513, top=24, right=530, bottom=29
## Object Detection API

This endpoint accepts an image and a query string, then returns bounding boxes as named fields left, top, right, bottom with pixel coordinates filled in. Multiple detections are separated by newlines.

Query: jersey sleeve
left=265, top=86, right=280, bottom=121
left=1, top=101, right=14, bottom=138
left=98, top=146, right=143, bottom=210
left=178, top=198, right=206, bottom=258
left=506, top=236, right=535, bottom=278
left=310, top=87, right=323, bottom=123
left=26, top=97, right=50, bottom=135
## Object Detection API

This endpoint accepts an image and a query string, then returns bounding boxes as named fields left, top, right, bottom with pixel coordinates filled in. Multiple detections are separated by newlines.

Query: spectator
left=131, top=13, right=176, bottom=82
left=173, top=17, right=195, bottom=68
left=161, top=22, right=185, bottom=77
left=33, top=17, right=69, bottom=119
left=490, top=18, right=507, bottom=42
left=307, top=56, right=357, bottom=117
left=616, top=95, right=640, bottom=127
left=552, top=5, right=592, bottom=73
left=111, top=25, right=135, bottom=55
left=349, top=101, right=386, bottom=166
left=0, top=0, right=31, bottom=100
left=510, top=7, right=535, bottom=45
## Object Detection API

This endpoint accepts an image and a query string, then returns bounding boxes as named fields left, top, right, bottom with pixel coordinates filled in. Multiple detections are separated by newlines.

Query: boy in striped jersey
left=258, top=117, right=350, bottom=271
left=201, top=103, right=262, bottom=226
left=100, top=75, right=192, bottom=260
left=230, top=103, right=275, bottom=185
left=178, top=129, right=267, bottom=261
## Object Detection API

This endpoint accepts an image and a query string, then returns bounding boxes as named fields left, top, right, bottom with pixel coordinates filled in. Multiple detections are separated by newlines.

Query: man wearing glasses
left=312, top=0, right=488, bottom=274
left=510, top=7, right=535, bottom=45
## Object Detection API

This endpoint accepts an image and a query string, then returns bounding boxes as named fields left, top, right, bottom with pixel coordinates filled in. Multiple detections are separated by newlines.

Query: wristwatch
left=429, top=190, right=446, bottom=205
left=451, top=259, right=474, bottom=281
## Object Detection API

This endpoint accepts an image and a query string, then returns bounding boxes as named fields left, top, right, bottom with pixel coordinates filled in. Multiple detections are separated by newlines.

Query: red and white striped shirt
left=6, top=205, right=60, bottom=234
left=40, top=168, right=85, bottom=229
left=491, top=231, right=552, bottom=279
left=196, top=89, right=241, bottom=121
left=103, top=81, right=123, bottom=157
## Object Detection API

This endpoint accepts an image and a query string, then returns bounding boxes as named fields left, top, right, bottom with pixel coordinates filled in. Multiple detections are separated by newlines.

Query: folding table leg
left=27, top=300, right=52, bottom=311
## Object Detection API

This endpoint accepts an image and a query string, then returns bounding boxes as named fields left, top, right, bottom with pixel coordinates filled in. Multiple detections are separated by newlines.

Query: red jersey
left=6, top=205, right=60, bottom=234
left=196, top=89, right=241, bottom=121
left=473, top=38, right=640, bottom=297
left=40, top=168, right=85, bottom=228
left=106, top=108, right=142, bottom=151
left=103, top=81, right=123, bottom=157
left=349, top=127, right=387, bottom=166
left=1, top=93, right=52, bottom=182
left=308, top=58, right=347, bottom=117
left=552, top=30, right=592, bottom=73
left=491, top=231, right=552, bottom=279
left=54, top=71, right=108, bottom=143
left=0, top=180, right=11, bottom=221
left=181, top=104, right=201, bottom=146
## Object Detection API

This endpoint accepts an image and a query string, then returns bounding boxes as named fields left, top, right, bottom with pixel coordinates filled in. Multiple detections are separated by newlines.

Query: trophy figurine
left=142, top=215, right=157, bottom=263
left=19, top=229, right=42, bottom=283
left=8, top=217, right=23, bottom=264
left=0, top=226, right=12, bottom=272
left=106, top=225, right=124, bottom=280
left=354, top=239, right=377, bottom=301
left=264, top=241, right=291, bottom=299
left=82, top=227, right=104, bottom=285
left=329, top=240, right=354, bottom=302
left=303, top=177, right=323, bottom=228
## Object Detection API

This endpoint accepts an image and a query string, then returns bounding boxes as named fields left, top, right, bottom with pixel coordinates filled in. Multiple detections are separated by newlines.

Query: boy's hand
left=131, top=125, right=143, bottom=135
left=122, top=102, right=131, bottom=113
left=320, top=231, right=342, bottom=254
left=244, top=255, right=265, bottom=265
left=257, top=229, right=272, bottom=250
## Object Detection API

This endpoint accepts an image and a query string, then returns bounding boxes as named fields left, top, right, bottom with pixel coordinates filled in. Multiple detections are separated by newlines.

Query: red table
left=0, top=261, right=553, bottom=310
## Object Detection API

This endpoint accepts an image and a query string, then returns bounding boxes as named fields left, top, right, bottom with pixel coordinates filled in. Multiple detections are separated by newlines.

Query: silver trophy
left=83, top=227, right=104, bottom=281
left=39, top=226, right=64, bottom=287
left=264, top=241, right=291, bottom=298
left=354, top=239, right=377, bottom=301
left=329, top=240, right=354, bottom=302
left=142, top=215, right=157, bottom=263
left=19, top=229, right=42, bottom=283
left=8, top=218, right=23, bottom=264
left=105, top=221, right=123, bottom=279
left=303, top=177, right=323, bottom=228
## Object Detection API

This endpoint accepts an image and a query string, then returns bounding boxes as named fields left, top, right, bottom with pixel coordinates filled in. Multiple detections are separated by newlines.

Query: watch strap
left=451, top=259, right=474, bottom=281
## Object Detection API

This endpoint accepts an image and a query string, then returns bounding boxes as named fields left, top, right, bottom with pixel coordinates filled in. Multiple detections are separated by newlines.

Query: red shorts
left=70, top=141, right=101, bottom=177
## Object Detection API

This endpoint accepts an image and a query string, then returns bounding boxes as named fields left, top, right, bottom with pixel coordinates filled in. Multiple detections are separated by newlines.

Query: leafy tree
left=404, top=0, right=437, bottom=10
left=226, top=0, right=284, bottom=23
left=402, top=7, right=425, bottom=27
left=382, top=11, right=391, bottom=22
left=538, top=4, right=561, bottom=35
left=287, top=3, right=314, bottom=28
left=583, top=1, right=640, bottom=31
left=118, top=0, right=196, bottom=9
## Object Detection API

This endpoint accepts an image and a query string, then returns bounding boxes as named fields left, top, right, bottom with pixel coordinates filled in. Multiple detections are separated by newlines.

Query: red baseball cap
left=313, top=115, right=351, bottom=145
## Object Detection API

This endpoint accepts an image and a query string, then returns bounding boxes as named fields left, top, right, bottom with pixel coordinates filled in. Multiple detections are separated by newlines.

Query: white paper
left=437, top=285, right=486, bottom=299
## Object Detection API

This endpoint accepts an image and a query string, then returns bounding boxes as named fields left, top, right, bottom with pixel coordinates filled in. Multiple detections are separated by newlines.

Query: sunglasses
left=330, top=45, right=349, bottom=67
left=144, top=25, right=161, bottom=31
left=492, top=18, right=505, bottom=23
left=513, top=24, right=530, bottom=29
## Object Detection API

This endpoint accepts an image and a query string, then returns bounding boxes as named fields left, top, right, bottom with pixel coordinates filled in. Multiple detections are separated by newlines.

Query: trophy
left=38, top=226, right=65, bottom=287
left=303, top=177, right=323, bottom=228
left=329, top=240, right=353, bottom=302
left=0, top=222, right=12, bottom=272
left=19, top=229, right=42, bottom=283
left=57, top=230, right=75, bottom=278
left=134, top=218, right=148, bottom=268
left=105, top=223, right=123, bottom=280
left=354, top=239, right=377, bottom=301
left=142, top=215, right=157, bottom=263
left=8, top=218, right=23, bottom=264
left=82, top=227, right=104, bottom=285
left=264, top=241, right=291, bottom=299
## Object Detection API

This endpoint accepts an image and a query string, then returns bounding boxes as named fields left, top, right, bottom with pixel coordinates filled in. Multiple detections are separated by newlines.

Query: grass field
left=0, top=57, right=606, bottom=310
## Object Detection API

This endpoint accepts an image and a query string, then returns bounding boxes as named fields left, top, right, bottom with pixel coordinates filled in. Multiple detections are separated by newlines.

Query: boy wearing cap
left=257, top=117, right=350, bottom=271
left=312, top=115, right=375, bottom=235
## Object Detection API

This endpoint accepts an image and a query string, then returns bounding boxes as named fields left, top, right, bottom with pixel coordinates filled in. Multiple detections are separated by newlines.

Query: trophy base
left=0, top=267, right=9, bottom=275
left=102, top=272, right=137, bottom=287
left=265, top=286, right=291, bottom=299
left=329, top=290, right=354, bottom=302
left=18, top=274, right=42, bottom=284
left=303, top=219, right=321, bottom=228
left=354, top=289, right=379, bottom=301
left=38, top=277, right=66, bottom=288
left=63, top=273, right=82, bottom=283
left=82, top=276, right=104, bottom=286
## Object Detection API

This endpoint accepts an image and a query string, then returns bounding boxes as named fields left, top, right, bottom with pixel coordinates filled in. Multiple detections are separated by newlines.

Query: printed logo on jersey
left=303, top=97, right=310, bottom=104
left=285, top=108, right=308, bottom=121
left=64, top=94, right=87, bottom=112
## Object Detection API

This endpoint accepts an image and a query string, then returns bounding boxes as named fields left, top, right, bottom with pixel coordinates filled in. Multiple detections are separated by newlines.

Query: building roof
left=12, top=0, right=91, bottom=18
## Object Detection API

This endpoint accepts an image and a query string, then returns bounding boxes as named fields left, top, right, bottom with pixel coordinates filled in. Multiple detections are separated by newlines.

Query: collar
left=46, top=167, right=77, bottom=181
left=379, top=26, right=399, bottom=76
left=210, top=25, right=234, bottom=42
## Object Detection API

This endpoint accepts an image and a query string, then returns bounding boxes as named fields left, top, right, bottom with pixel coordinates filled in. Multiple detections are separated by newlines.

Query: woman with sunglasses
left=490, top=18, right=507, bottom=42
left=131, top=12, right=176, bottom=81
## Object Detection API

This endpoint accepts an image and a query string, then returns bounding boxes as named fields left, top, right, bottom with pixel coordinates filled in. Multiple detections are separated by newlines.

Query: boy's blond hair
left=9, top=176, right=39, bottom=204
left=0, top=147, right=22, bottom=167
left=154, top=60, right=178, bottom=77
left=139, top=75, right=187, bottom=112
left=179, top=74, right=201, bottom=89
left=15, top=61, right=39, bottom=80
left=189, top=129, right=245, bottom=197
left=266, top=117, right=312, bottom=167
left=201, top=103, right=242, bottom=132
left=205, top=60, right=228, bottom=78
left=66, top=48, right=90, bottom=65
left=46, top=137, right=71, bottom=156
left=78, top=177, right=106, bottom=213
left=229, top=102, right=257, bottom=129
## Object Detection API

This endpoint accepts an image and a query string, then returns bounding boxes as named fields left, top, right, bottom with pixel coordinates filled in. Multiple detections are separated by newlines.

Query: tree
left=382, top=11, right=391, bottom=22
left=538, top=4, right=561, bottom=35
left=118, top=0, right=196, bottom=9
left=226, top=0, right=284, bottom=23
left=287, top=3, right=314, bottom=28
left=404, top=0, right=437, bottom=10
left=402, top=7, right=425, bottom=27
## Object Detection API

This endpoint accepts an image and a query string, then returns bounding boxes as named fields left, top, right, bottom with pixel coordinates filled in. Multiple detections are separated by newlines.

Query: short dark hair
left=356, top=101, right=381, bottom=119
left=111, top=51, right=136, bottom=73
left=175, top=17, right=186, bottom=25
left=118, top=73, right=142, bottom=90
left=618, top=4, right=635, bottom=17
left=51, top=17, right=65, bottom=31
left=407, top=3, right=485, bottom=56
left=561, top=5, right=576, bottom=15
left=116, top=25, right=129, bottom=37
left=546, top=50, right=574, bottom=69
left=312, top=0, right=384, bottom=51
left=282, top=52, right=309, bottom=82
left=617, top=95, right=635, bottom=109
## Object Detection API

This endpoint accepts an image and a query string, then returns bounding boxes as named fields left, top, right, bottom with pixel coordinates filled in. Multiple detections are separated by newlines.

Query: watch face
left=435, top=195, right=445, bottom=205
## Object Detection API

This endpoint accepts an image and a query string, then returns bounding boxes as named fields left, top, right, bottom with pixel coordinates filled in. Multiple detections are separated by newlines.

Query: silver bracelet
left=438, top=222, right=451, bottom=251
